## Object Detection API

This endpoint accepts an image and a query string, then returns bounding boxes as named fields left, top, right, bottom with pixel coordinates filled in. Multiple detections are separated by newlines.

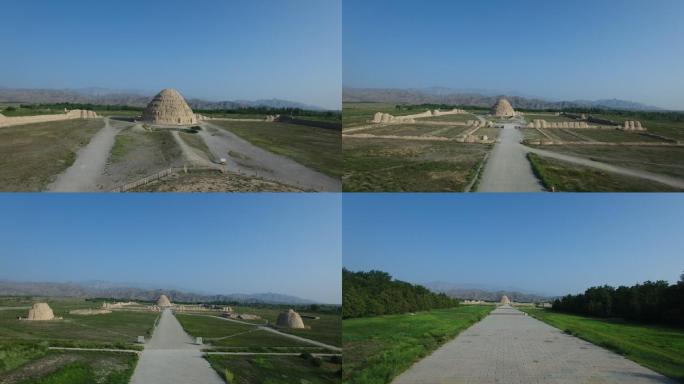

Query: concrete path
left=527, top=146, right=684, bottom=190
left=199, top=122, right=341, bottom=191
left=48, top=118, right=126, bottom=192
left=478, top=123, right=545, bottom=192
left=392, top=305, right=675, bottom=384
left=130, top=309, right=223, bottom=384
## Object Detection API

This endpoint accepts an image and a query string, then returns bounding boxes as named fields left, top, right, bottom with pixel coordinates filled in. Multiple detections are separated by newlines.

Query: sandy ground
left=392, top=305, right=675, bottom=384
left=199, top=122, right=341, bottom=191
left=47, top=118, right=127, bottom=191
left=478, top=123, right=545, bottom=192
left=130, top=309, right=223, bottom=384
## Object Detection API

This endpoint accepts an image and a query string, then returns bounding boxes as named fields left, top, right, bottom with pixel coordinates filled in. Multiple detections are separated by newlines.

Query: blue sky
left=343, top=194, right=684, bottom=296
left=0, top=0, right=341, bottom=110
left=0, top=194, right=342, bottom=304
left=344, top=0, right=684, bottom=110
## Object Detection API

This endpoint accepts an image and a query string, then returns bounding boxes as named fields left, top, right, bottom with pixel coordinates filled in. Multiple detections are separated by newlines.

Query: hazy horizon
left=0, top=194, right=342, bottom=304
left=343, top=194, right=684, bottom=297
left=0, top=0, right=341, bottom=110
left=344, top=0, right=684, bottom=110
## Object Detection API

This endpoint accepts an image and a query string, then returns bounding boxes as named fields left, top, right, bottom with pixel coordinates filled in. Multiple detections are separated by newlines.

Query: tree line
left=342, top=269, right=458, bottom=319
left=552, top=273, right=684, bottom=326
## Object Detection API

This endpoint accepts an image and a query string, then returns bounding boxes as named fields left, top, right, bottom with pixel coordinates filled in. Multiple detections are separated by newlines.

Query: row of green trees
left=552, top=273, right=684, bottom=326
left=342, top=269, right=458, bottom=319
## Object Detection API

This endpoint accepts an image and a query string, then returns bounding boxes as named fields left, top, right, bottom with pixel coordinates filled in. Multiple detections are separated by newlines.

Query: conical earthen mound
left=500, top=295, right=511, bottom=305
left=491, top=98, right=516, bottom=117
left=157, top=294, right=172, bottom=307
left=276, top=309, right=305, bottom=329
left=142, top=88, right=197, bottom=125
left=27, top=303, right=55, bottom=320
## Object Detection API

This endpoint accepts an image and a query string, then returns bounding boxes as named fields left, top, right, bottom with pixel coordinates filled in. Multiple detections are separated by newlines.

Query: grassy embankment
left=210, top=120, right=342, bottom=178
left=520, top=307, right=684, bottom=382
left=527, top=152, right=682, bottom=192
left=206, top=354, right=341, bottom=384
left=343, top=306, right=493, bottom=384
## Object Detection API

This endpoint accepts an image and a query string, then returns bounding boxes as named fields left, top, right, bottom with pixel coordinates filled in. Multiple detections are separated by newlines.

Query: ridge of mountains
left=343, top=87, right=663, bottom=111
left=424, top=282, right=555, bottom=303
left=0, top=87, right=327, bottom=111
left=0, top=280, right=317, bottom=305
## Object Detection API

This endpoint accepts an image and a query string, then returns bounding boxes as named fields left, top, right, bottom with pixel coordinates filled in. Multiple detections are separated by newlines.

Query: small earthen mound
left=491, top=98, right=516, bottom=117
left=276, top=309, right=305, bottom=329
left=142, top=88, right=197, bottom=126
left=500, top=295, right=511, bottom=305
left=27, top=303, right=55, bottom=320
left=157, top=294, right=172, bottom=307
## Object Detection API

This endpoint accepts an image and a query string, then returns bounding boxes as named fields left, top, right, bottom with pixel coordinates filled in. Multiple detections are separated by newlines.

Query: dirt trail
left=198, top=122, right=341, bottom=191
left=527, top=146, right=684, bottom=189
left=48, top=118, right=129, bottom=192
left=130, top=309, right=223, bottom=384
left=393, top=305, right=675, bottom=384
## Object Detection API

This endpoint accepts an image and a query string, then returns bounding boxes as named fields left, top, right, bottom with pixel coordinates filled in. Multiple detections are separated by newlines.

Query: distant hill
left=0, top=280, right=316, bottom=305
left=343, top=87, right=662, bottom=111
left=424, top=282, right=554, bottom=303
left=0, top=87, right=327, bottom=111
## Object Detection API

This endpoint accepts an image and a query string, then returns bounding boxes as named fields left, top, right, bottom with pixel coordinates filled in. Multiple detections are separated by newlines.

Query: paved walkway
left=478, top=124, right=544, bottom=192
left=48, top=118, right=126, bottom=192
left=392, top=305, right=675, bottom=384
left=199, top=122, right=341, bottom=191
left=130, top=309, right=223, bottom=384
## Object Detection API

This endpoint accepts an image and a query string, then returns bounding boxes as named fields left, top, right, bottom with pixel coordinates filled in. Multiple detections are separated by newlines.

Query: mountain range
left=0, top=280, right=316, bottom=305
left=343, top=87, right=662, bottom=111
left=424, top=282, right=555, bottom=303
left=0, top=87, right=327, bottom=111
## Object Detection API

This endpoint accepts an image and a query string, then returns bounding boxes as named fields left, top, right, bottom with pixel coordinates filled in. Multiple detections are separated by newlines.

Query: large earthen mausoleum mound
left=276, top=309, right=305, bottom=329
left=26, top=303, right=55, bottom=321
left=491, top=98, right=516, bottom=118
left=156, top=294, right=172, bottom=307
left=142, top=88, right=197, bottom=126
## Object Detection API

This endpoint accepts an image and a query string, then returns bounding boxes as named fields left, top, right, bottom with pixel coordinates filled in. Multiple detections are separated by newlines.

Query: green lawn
left=0, top=107, right=65, bottom=117
left=520, top=307, right=684, bottom=382
left=531, top=145, right=684, bottom=180
left=527, top=153, right=682, bottom=192
left=0, top=349, right=137, bottom=384
left=591, top=113, right=684, bottom=141
left=342, top=103, right=431, bottom=128
left=359, top=124, right=470, bottom=139
left=343, top=137, right=490, bottom=192
left=567, top=129, right=666, bottom=143
left=175, top=314, right=312, bottom=349
left=0, top=302, right=157, bottom=349
left=206, top=354, right=341, bottom=384
left=210, top=120, right=342, bottom=178
left=343, top=306, right=493, bottom=384
left=0, top=119, right=103, bottom=191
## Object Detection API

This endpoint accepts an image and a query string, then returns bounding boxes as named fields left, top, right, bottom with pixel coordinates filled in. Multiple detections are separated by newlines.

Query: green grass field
left=520, top=307, right=684, bottom=382
left=423, top=113, right=476, bottom=123
left=532, top=145, right=684, bottom=180
left=0, top=299, right=157, bottom=349
left=175, top=314, right=313, bottom=349
left=343, top=306, right=493, bottom=384
left=357, top=124, right=470, bottom=139
left=210, top=120, right=342, bottom=178
left=0, top=107, right=65, bottom=117
left=343, top=137, right=490, bottom=192
left=0, top=119, right=103, bottom=191
left=527, top=153, right=682, bottom=192
left=342, top=103, right=432, bottom=128
left=524, top=113, right=578, bottom=123
left=0, top=349, right=138, bottom=384
left=591, top=113, right=684, bottom=141
left=566, top=129, right=667, bottom=143
left=225, top=306, right=341, bottom=347
left=206, top=354, right=341, bottom=384
left=179, top=131, right=214, bottom=161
